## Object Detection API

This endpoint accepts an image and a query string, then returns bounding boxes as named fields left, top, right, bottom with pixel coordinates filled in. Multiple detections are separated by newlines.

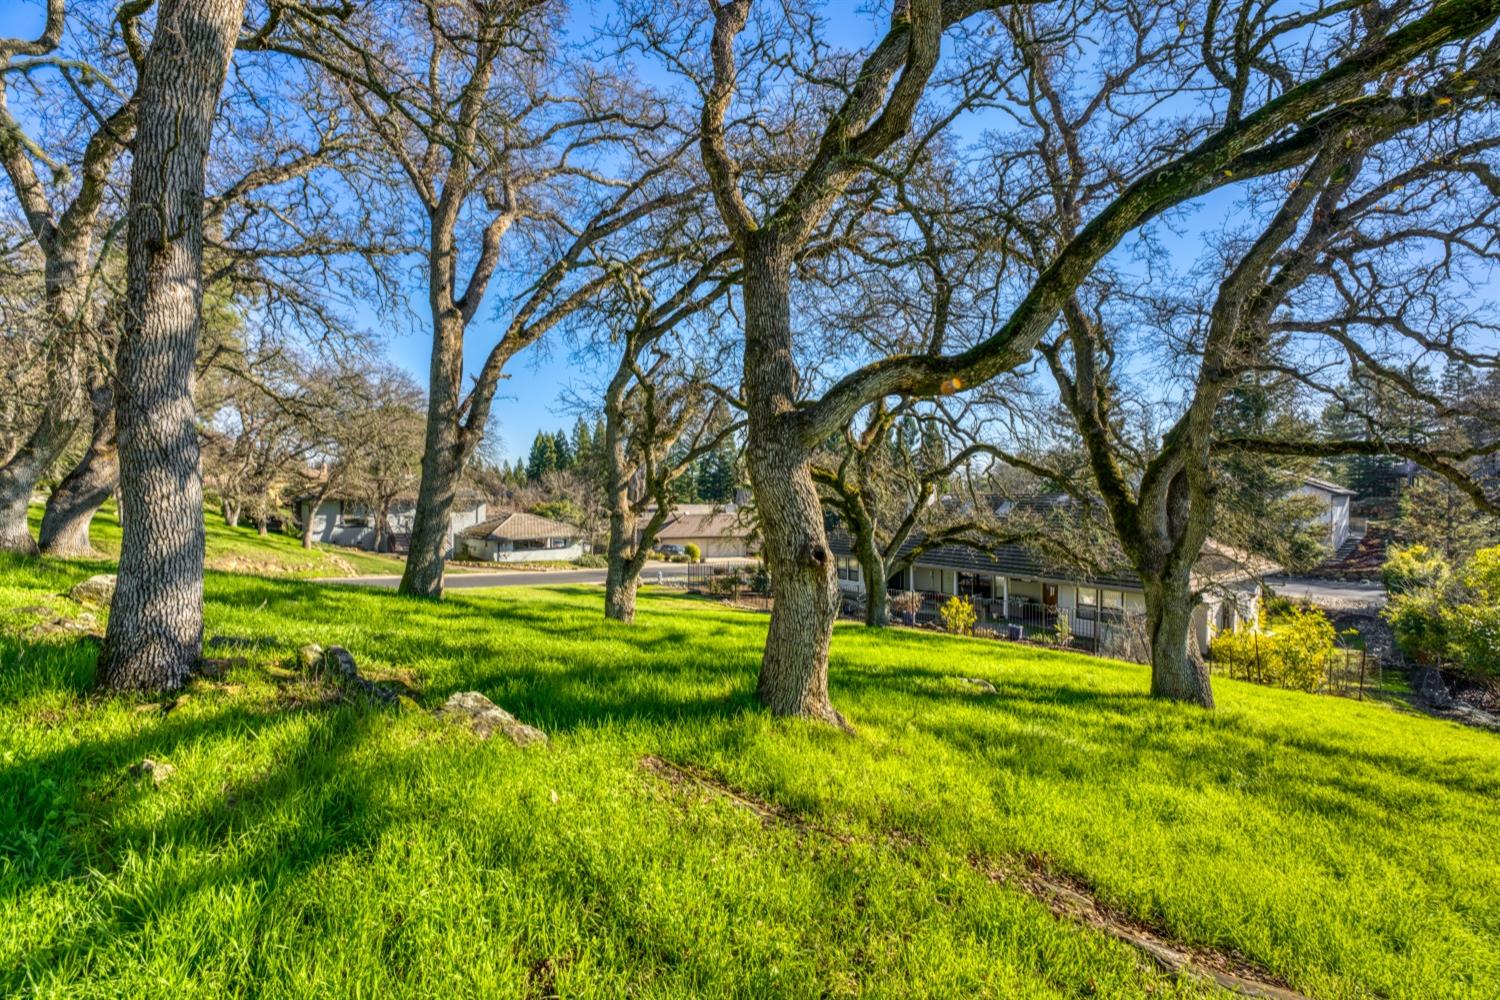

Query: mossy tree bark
left=100, top=0, right=244, bottom=692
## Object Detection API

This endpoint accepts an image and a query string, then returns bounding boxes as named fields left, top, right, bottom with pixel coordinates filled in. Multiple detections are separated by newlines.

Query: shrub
left=1382, top=544, right=1450, bottom=595
left=1385, top=589, right=1451, bottom=665
left=750, top=564, right=771, bottom=595
left=1052, top=611, right=1073, bottom=648
left=707, top=570, right=743, bottom=596
left=1383, top=545, right=1500, bottom=679
left=1441, top=545, right=1500, bottom=678
left=684, top=542, right=702, bottom=563
left=571, top=554, right=607, bottom=568
left=1209, top=605, right=1335, bottom=692
left=939, top=595, right=977, bottom=636
left=890, top=591, right=924, bottom=623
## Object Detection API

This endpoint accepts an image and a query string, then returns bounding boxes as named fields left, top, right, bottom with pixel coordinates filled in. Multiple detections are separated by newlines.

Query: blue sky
left=1, top=0, right=603, bottom=465
left=5, top=2, right=1494, bottom=464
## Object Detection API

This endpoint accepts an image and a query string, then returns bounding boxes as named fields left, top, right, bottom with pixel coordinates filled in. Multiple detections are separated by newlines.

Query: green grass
left=1, top=545, right=1497, bottom=997
left=27, top=502, right=412, bottom=578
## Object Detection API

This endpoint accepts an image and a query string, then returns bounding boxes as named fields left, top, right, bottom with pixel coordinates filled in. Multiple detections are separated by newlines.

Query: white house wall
left=301, top=499, right=485, bottom=556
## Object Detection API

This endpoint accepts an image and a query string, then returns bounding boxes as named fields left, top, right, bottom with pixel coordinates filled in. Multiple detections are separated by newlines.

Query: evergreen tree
left=552, top=429, right=574, bottom=471
left=695, top=446, right=736, bottom=503
left=571, top=417, right=594, bottom=470
left=526, top=432, right=558, bottom=481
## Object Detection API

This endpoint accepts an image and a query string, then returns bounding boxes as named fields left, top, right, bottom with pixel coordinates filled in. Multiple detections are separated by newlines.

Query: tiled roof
left=656, top=511, right=752, bottom=540
left=460, top=511, right=582, bottom=541
left=829, top=530, right=1269, bottom=592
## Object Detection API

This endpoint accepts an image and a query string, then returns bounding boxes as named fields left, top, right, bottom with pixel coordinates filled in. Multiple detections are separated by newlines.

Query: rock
left=131, top=758, right=175, bottom=786
left=198, top=656, right=247, bottom=679
left=68, top=574, right=116, bottom=605
left=437, top=691, right=548, bottom=746
left=959, top=677, right=997, bottom=694
left=1414, top=666, right=1454, bottom=708
left=29, top=611, right=101, bottom=640
left=297, top=644, right=395, bottom=705
left=322, top=646, right=358, bottom=679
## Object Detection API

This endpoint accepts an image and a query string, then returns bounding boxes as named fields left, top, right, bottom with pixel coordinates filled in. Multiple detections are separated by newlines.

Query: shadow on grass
left=0, top=689, right=400, bottom=988
left=834, top=660, right=1500, bottom=815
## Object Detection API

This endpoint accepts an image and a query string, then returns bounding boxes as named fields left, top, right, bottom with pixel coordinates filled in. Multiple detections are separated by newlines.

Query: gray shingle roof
left=460, top=511, right=582, bottom=541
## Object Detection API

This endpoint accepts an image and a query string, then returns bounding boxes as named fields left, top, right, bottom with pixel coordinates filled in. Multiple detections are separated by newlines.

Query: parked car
left=655, top=544, right=686, bottom=556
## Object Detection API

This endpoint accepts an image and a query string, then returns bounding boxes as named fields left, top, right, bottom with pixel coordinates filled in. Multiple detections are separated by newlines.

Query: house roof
left=656, top=510, right=753, bottom=541
left=460, top=511, right=582, bottom=541
left=1301, top=476, right=1357, bottom=497
left=829, top=530, right=1270, bottom=594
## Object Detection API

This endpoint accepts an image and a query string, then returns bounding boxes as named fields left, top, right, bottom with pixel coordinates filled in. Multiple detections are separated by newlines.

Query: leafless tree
left=257, top=0, right=695, bottom=597
left=989, top=2, right=1500, bottom=705
left=591, top=256, right=742, bottom=621
left=0, top=0, right=143, bottom=553
left=654, top=0, right=1499, bottom=723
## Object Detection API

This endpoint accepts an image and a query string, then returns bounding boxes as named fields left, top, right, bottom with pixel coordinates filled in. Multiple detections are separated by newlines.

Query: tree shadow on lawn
left=201, top=579, right=765, bottom=735
left=1, top=697, right=409, bottom=988
left=833, top=663, right=1498, bottom=818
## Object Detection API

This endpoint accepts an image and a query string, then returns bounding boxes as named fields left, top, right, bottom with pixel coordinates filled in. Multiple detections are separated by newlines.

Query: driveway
left=318, top=559, right=757, bottom=591
left=1264, top=576, right=1387, bottom=608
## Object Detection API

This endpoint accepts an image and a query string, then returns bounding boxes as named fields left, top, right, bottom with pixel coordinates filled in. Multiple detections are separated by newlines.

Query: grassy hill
left=1, top=537, right=1497, bottom=997
left=26, top=502, right=411, bottom=578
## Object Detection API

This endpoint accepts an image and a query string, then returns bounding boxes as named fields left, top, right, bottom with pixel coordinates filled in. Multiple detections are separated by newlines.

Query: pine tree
left=526, top=432, right=557, bottom=481
left=695, top=446, right=736, bottom=503
left=552, top=429, right=574, bottom=471
left=571, top=417, right=594, bottom=471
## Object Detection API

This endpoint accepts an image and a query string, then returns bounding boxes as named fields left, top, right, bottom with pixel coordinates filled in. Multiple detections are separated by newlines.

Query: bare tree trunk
left=299, top=492, right=324, bottom=549
left=100, top=0, right=243, bottom=692
left=374, top=500, right=392, bottom=553
left=604, top=484, right=637, bottom=621
left=39, top=382, right=117, bottom=556
left=604, top=565, right=638, bottom=622
left=602, top=372, right=642, bottom=623
left=1142, top=574, right=1214, bottom=708
left=851, top=522, right=890, bottom=628
left=0, top=409, right=77, bottom=553
left=400, top=316, right=464, bottom=597
left=256, top=517, right=268, bottom=537
left=222, top=498, right=240, bottom=527
left=743, top=245, right=845, bottom=727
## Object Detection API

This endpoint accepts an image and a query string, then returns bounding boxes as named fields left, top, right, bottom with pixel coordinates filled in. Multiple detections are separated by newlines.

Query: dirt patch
left=640, top=753, right=1306, bottom=998
left=974, top=855, right=1310, bottom=1000
left=639, top=754, right=851, bottom=844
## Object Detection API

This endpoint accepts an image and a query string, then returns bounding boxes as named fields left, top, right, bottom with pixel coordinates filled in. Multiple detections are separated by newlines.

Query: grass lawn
left=1, top=545, right=1497, bottom=997
left=26, top=502, right=413, bottom=578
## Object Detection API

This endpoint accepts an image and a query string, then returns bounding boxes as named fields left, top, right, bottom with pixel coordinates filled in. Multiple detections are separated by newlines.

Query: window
left=513, top=538, right=546, bottom=551
left=958, top=573, right=994, bottom=599
left=338, top=502, right=370, bottom=528
left=547, top=536, right=570, bottom=549
left=836, top=556, right=859, bottom=582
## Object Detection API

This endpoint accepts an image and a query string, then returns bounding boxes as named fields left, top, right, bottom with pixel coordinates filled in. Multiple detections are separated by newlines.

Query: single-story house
left=297, top=492, right=489, bottom=555
left=829, top=530, right=1265, bottom=657
left=1295, top=476, right=1357, bottom=551
left=651, top=504, right=758, bottom=558
left=457, top=511, right=586, bottom=563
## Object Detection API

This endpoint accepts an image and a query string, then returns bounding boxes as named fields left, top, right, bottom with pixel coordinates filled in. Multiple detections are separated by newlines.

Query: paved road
left=1264, top=575, right=1387, bottom=608
left=318, top=560, right=755, bottom=591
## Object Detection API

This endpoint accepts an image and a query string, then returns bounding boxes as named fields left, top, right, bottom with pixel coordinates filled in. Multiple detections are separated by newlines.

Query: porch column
left=1001, top=577, right=1009, bottom=617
